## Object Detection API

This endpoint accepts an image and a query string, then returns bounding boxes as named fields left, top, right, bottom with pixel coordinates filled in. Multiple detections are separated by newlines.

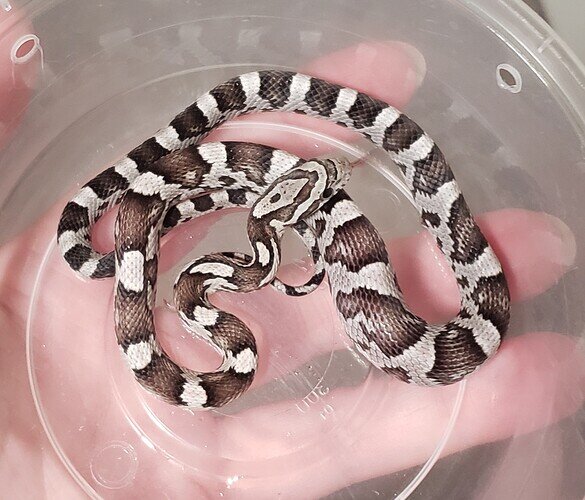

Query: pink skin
left=0, top=34, right=583, bottom=498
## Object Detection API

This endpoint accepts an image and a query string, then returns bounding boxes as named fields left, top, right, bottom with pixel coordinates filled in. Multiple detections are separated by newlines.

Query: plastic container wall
left=0, top=0, right=583, bottom=498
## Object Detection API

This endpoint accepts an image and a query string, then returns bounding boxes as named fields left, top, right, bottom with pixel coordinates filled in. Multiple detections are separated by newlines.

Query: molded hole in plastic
left=11, top=34, right=41, bottom=64
left=497, top=63, right=522, bottom=93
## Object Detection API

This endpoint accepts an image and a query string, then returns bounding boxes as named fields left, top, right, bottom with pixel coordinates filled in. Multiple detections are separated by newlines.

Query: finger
left=150, top=207, right=576, bottom=384
left=210, top=332, right=585, bottom=498
left=203, top=41, right=426, bottom=158
left=64, top=196, right=577, bottom=325
left=386, top=208, right=577, bottom=322
left=159, top=203, right=576, bottom=300
left=96, top=40, right=427, bottom=254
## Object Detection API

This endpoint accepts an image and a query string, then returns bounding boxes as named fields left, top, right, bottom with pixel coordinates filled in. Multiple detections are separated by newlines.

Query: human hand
left=0, top=38, right=583, bottom=498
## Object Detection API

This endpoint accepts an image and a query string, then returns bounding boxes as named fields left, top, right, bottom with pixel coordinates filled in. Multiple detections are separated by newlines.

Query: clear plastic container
left=1, top=0, right=584, bottom=498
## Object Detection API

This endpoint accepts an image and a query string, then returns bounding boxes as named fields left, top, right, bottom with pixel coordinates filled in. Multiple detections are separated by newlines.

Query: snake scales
left=58, top=70, right=510, bottom=408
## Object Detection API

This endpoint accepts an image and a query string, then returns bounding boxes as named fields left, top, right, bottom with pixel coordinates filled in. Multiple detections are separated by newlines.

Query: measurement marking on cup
left=294, top=364, right=335, bottom=420
left=295, top=383, right=334, bottom=420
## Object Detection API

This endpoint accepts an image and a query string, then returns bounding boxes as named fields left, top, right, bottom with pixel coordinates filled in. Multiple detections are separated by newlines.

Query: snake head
left=251, top=156, right=352, bottom=231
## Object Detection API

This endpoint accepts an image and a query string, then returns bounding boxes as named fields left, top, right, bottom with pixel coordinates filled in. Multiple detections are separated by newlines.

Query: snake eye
left=269, top=193, right=281, bottom=203
left=323, top=187, right=333, bottom=198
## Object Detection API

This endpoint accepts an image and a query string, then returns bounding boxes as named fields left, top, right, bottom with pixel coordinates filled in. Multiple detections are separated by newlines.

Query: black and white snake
left=58, top=70, right=510, bottom=408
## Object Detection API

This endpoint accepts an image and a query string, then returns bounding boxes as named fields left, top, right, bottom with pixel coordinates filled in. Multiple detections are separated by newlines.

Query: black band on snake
left=58, top=70, right=510, bottom=408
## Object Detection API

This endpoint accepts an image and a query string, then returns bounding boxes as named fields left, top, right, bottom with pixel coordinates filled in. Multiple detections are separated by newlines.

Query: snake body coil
left=58, top=70, right=510, bottom=408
